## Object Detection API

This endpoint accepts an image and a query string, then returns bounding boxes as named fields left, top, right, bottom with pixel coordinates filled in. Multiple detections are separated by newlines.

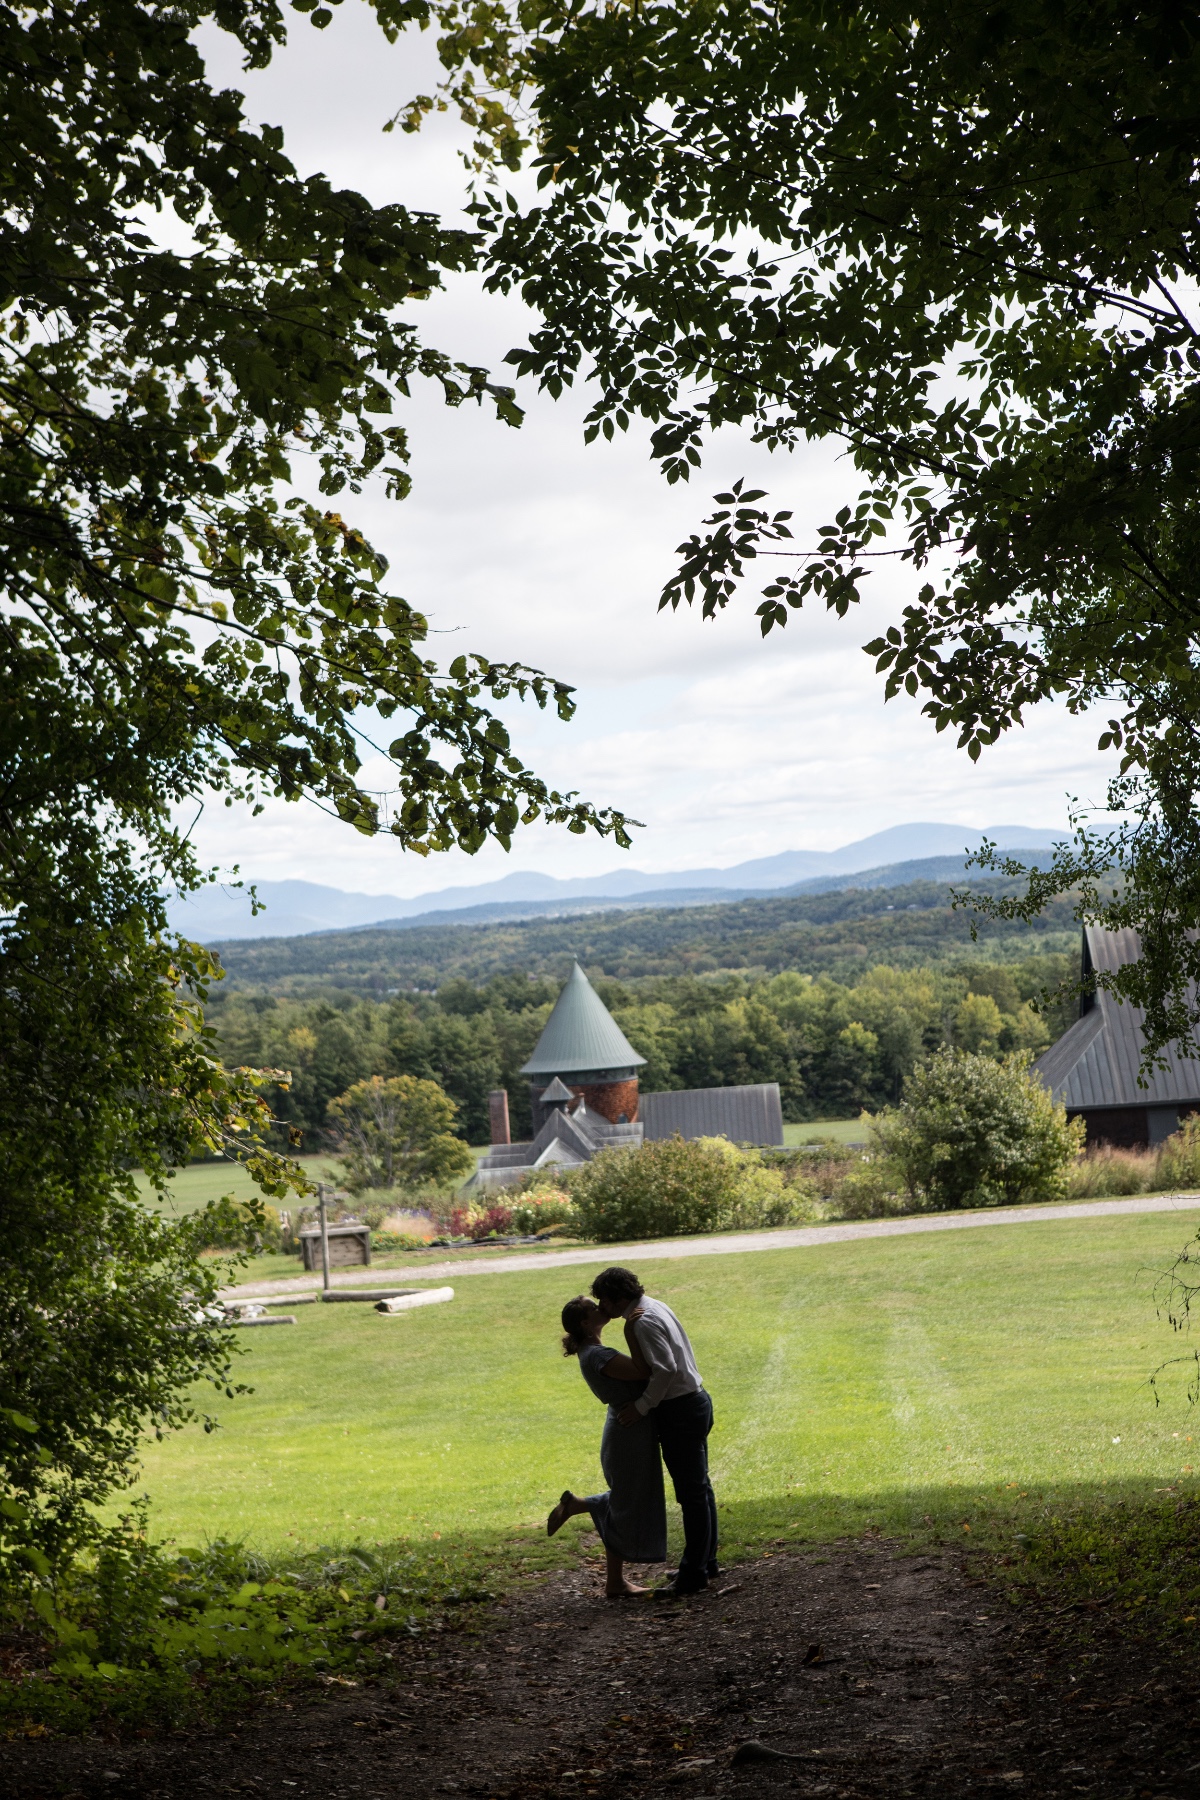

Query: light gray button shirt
left=627, top=1295, right=703, bottom=1415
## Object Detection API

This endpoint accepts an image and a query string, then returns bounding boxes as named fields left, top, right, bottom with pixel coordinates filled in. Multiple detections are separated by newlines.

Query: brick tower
left=520, top=962, right=647, bottom=1132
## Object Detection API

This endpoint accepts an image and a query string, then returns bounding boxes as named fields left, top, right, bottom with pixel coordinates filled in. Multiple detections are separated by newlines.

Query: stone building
left=475, top=961, right=783, bottom=1188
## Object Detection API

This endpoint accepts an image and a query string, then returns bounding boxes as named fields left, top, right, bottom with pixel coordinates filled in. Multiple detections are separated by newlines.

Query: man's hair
left=591, top=1266, right=645, bottom=1308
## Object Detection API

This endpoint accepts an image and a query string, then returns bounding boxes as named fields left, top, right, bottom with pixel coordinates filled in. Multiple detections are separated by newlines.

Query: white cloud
left=185, top=7, right=1113, bottom=897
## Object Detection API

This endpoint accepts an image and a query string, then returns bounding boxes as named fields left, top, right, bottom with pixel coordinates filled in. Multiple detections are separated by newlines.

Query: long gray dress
left=577, top=1342, right=667, bottom=1563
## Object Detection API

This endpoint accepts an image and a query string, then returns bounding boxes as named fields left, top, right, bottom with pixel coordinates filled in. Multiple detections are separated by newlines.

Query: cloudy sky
left=189, top=7, right=1110, bottom=898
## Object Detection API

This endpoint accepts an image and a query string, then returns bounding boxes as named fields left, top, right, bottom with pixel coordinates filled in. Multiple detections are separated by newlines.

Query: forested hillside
left=212, top=879, right=1079, bottom=995
left=207, top=880, right=1082, bottom=1146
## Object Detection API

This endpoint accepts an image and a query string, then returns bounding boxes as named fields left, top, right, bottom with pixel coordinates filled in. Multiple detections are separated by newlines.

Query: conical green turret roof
left=520, top=962, right=646, bottom=1077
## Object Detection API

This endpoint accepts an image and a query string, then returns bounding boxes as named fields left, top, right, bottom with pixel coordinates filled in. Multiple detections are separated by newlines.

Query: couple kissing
left=547, top=1266, right=719, bottom=1600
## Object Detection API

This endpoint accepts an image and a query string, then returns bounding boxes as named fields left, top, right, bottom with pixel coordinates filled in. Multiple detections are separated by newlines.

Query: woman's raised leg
left=546, top=1490, right=590, bottom=1536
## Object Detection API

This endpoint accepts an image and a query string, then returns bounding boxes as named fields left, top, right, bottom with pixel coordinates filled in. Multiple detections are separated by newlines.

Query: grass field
left=129, top=1212, right=1200, bottom=1571
left=135, top=1158, right=341, bottom=1217
left=783, top=1118, right=868, bottom=1145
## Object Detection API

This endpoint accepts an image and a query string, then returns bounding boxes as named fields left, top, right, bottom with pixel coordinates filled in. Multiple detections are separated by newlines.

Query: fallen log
left=376, top=1287, right=455, bottom=1314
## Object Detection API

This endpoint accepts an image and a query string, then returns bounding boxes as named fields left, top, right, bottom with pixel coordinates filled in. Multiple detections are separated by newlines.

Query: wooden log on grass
left=375, top=1287, right=454, bottom=1315
left=320, top=1287, right=423, bottom=1304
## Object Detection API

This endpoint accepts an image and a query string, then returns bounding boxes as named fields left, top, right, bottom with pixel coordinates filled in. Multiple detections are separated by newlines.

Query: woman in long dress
left=546, top=1294, right=668, bottom=1597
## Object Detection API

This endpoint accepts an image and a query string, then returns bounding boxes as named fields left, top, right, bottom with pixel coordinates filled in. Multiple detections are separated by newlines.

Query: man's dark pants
left=654, top=1389, right=717, bottom=1589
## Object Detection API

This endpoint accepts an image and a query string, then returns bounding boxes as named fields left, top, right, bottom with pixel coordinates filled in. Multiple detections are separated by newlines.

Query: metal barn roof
left=640, top=1082, right=784, bottom=1146
left=1034, top=925, right=1200, bottom=1109
left=519, top=962, right=647, bottom=1078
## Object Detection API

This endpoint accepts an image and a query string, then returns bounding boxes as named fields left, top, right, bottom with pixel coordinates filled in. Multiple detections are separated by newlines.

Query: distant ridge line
left=207, top=847, right=1058, bottom=948
left=174, top=821, right=1066, bottom=942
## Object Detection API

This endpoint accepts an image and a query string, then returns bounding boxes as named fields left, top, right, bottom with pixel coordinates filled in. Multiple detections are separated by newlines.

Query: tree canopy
left=328, top=1073, right=475, bottom=1191
left=3, top=0, right=630, bottom=876
left=0, top=0, right=628, bottom=1563
left=415, top=0, right=1200, bottom=1054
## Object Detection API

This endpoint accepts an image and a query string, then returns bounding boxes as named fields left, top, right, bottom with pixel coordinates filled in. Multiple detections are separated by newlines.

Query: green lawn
left=130, top=1213, right=1200, bottom=1566
left=783, top=1118, right=869, bottom=1145
left=136, top=1157, right=343, bottom=1218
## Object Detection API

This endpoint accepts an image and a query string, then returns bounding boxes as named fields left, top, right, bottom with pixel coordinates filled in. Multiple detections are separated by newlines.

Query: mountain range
left=170, top=821, right=1066, bottom=942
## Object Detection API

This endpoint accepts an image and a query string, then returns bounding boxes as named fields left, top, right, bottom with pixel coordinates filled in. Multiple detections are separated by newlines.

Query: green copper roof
left=520, top=962, right=646, bottom=1077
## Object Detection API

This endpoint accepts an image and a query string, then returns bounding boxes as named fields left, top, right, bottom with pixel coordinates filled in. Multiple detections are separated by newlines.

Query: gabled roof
left=540, top=1076, right=574, bottom=1104
left=520, top=962, right=646, bottom=1077
left=640, top=1082, right=784, bottom=1146
left=1034, top=925, right=1200, bottom=1109
left=473, top=1096, right=643, bottom=1186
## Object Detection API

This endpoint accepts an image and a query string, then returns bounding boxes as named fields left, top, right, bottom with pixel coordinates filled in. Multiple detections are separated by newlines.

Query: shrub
left=371, top=1232, right=433, bottom=1252
left=1157, top=1114, right=1200, bottom=1190
left=570, top=1136, right=817, bottom=1242
left=571, top=1137, right=738, bottom=1241
left=827, top=1160, right=910, bottom=1219
left=352, top=1198, right=434, bottom=1237
left=871, top=1050, right=1084, bottom=1210
left=1066, top=1147, right=1156, bottom=1198
left=447, top=1201, right=513, bottom=1240
left=795, top=1144, right=863, bottom=1199
left=724, top=1160, right=819, bottom=1229
left=508, top=1188, right=579, bottom=1236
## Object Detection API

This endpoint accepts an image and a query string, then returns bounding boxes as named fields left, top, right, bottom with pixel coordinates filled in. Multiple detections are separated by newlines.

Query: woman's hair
left=591, top=1266, right=645, bottom=1310
left=561, top=1294, right=595, bottom=1357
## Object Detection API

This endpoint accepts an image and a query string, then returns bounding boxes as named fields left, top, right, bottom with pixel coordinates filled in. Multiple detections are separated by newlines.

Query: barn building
left=475, top=961, right=784, bottom=1188
left=1034, top=925, right=1200, bottom=1147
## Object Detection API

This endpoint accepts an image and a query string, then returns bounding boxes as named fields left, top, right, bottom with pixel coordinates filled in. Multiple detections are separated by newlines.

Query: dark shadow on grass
left=715, top=1479, right=1200, bottom=1648
left=8, top=1479, right=1198, bottom=1737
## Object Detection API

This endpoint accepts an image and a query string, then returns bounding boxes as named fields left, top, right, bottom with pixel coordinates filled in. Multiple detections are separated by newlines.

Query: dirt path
left=227, top=1193, right=1200, bottom=1299
left=8, top=1545, right=1192, bottom=1798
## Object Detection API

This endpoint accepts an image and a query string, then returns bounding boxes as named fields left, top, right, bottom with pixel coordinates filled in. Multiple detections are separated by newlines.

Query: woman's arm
left=598, top=1350, right=647, bottom=1382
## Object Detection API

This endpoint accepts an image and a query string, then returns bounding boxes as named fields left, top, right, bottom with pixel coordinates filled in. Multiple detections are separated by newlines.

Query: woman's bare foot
left=547, top=1490, right=578, bottom=1537
left=605, top=1579, right=649, bottom=1599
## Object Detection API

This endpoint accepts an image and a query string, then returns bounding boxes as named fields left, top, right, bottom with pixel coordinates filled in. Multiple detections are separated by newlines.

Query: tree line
left=208, top=954, right=1076, bottom=1149
left=212, top=879, right=1080, bottom=996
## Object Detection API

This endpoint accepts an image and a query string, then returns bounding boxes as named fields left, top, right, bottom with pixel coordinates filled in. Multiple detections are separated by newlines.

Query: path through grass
left=129, top=1212, right=1200, bottom=1571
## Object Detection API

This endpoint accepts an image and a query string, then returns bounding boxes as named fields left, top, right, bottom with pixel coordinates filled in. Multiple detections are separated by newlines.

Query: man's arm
left=625, top=1310, right=676, bottom=1416
left=619, top=1311, right=651, bottom=1380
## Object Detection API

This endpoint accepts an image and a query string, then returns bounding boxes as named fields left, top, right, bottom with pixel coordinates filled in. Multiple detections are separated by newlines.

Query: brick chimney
left=488, top=1089, right=511, bottom=1146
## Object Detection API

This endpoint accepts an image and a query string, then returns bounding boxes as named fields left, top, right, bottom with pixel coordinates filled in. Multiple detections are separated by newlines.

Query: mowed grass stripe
left=128, top=1213, right=1200, bottom=1553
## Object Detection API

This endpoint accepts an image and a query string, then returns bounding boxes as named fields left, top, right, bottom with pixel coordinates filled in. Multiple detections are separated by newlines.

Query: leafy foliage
left=0, top=1520, right=503, bottom=1732
left=410, top=0, right=1200, bottom=1053
left=0, top=894, right=301, bottom=1567
left=208, top=951, right=1074, bottom=1141
left=507, top=1186, right=577, bottom=1235
left=871, top=1050, right=1084, bottom=1211
left=570, top=1135, right=815, bottom=1242
left=0, top=0, right=627, bottom=1574
left=211, top=881, right=1080, bottom=997
left=1155, top=1115, right=1200, bottom=1193
left=3, top=0, right=630, bottom=872
left=326, top=1074, right=474, bottom=1192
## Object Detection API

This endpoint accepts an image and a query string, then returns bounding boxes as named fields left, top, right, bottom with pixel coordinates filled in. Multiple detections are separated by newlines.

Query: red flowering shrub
left=447, top=1203, right=513, bottom=1240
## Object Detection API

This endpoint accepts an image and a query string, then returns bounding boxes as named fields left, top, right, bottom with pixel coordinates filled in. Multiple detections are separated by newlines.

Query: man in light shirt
left=591, top=1266, right=718, bottom=1595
